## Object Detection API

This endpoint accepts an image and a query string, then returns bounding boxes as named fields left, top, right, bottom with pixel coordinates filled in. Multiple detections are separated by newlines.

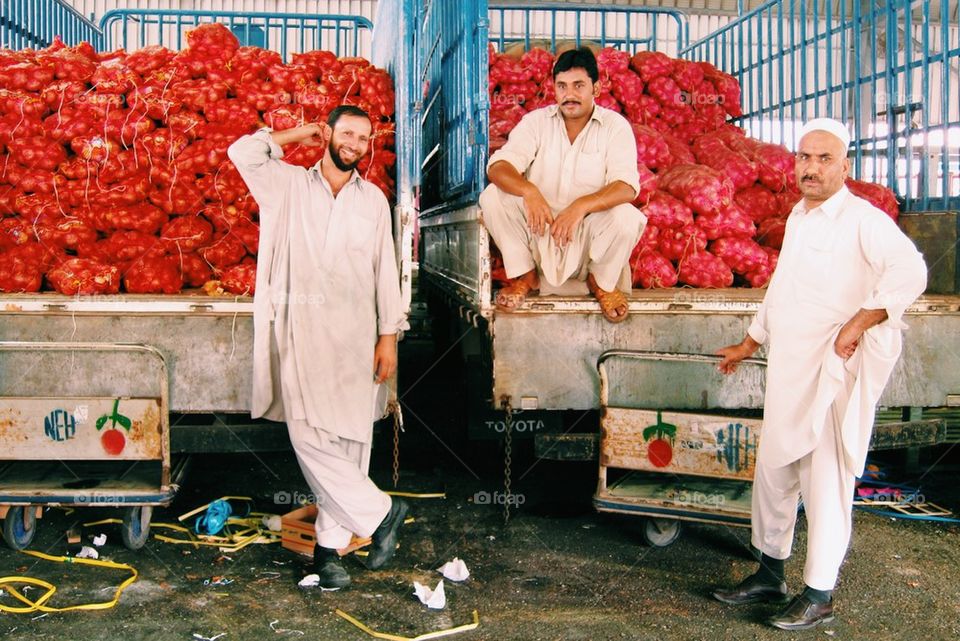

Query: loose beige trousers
left=751, top=370, right=858, bottom=590
left=479, top=184, right=645, bottom=293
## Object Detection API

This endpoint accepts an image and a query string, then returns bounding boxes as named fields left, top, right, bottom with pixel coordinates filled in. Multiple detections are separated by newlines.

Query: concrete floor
left=2, top=339, right=959, bottom=640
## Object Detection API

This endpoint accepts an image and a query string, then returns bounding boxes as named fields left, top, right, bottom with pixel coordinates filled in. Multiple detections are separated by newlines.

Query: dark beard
left=328, top=141, right=360, bottom=172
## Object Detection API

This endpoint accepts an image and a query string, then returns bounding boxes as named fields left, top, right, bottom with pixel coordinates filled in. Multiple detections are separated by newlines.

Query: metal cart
left=593, top=350, right=767, bottom=547
left=0, top=341, right=187, bottom=550
left=591, top=349, right=948, bottom=547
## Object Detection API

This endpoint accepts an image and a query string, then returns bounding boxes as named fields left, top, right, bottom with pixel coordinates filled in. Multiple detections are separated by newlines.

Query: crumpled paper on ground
left=413, top=579, right=446, bottom=609
left=297, top=574, right=344, bottom=591
left=76, top=546, right=99, bottom=559
left=438, top=557, right=470, bottom=582
left=92, top=533, right=107, bottom=547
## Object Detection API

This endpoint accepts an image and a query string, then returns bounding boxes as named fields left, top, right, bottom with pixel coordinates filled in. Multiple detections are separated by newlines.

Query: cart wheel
left=3, top=506, right=37, bottom=550
left=640, top=518, right=682, bottom=547
left=121, top=505, right=153, bottom=550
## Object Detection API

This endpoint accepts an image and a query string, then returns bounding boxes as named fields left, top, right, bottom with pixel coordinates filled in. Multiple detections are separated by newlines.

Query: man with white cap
left=711, top=118, right=927, bottom=630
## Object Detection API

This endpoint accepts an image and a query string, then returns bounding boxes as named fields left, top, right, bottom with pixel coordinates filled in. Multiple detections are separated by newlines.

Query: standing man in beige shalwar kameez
left=480, top=47, right=646, bottom=322
left=228, top=105, right=410, bottom=590
left=712, top=118, right=927, bottom=630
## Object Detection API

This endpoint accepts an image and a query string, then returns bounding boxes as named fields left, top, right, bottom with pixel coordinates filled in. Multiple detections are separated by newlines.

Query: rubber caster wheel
left=3, top=506, right=38, bottom=550
left=121, top=505, right=153, bottom=550
left=640, top=518, right=682, bottom=547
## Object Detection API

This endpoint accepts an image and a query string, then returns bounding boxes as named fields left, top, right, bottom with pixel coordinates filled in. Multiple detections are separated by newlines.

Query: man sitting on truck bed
left=713, top=118, right=927, bottom=630
left=480, top=47, right=646, bottom=323
left=228, top=106, right=410, bottom=590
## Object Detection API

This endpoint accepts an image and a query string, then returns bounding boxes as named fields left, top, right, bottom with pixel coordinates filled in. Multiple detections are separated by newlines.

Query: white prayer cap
left=798, top=118, right=851, bottom=152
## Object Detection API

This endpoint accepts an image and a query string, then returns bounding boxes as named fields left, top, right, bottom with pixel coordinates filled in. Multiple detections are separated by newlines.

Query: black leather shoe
left=366, top=497, right=409, bottom=570
left=712, top=573, right=790, bottom=605
left=768, top=595, right=834, bottom=630
left=303, top=544, right=350, bottom=590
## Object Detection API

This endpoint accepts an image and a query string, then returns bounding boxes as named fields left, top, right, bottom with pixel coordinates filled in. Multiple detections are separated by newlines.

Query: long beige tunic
left=748, top=186, right=926, bottom=475
left=228, top=130, right=408, bottom=443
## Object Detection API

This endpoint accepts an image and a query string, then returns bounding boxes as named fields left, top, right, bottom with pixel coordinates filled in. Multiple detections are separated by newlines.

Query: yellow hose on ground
left=0, top=550, right=138, bottom=614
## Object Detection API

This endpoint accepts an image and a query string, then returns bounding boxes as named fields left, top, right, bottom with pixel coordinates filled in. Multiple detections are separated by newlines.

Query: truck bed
left=427, top=276, right=960, bottom=411
left=0, top=293, right=253, bottom=414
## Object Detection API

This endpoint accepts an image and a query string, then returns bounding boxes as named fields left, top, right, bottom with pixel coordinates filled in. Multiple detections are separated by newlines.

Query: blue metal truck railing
left=1, top=0, right=103, bottom=50
left=680, top=0, right=960, bottom=212
left=372, top=0, right=419, bottom=204
left=489, top=3, right=688, bottom=56
left=419, top=2, right=690, bottom=215
left=99, top=9, right=373, bottom=59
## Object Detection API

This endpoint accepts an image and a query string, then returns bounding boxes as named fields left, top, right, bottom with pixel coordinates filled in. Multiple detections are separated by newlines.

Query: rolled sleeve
left=603, top=114, right=641, bottom=197
left=227, top=128, right=295, bottom=213
left=859, top=211, right=927, bottom=329
left=747, top=309, right=769, bottom=345
left=488, top=111, right=539, bottom=175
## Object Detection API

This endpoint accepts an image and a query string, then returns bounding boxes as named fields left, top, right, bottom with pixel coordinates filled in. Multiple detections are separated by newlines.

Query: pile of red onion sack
left=488, top=44, right=899, bottom=289
left=0, top=24, right=397, bottom=295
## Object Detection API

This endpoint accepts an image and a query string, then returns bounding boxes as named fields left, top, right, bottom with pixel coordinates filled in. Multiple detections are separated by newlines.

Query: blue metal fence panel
left=681, top=0, right=960, bottom=212
left=372, top=0, right=419, bottom=203
left=1, top=0, right=103, bottom=50
left=488, top=3, right=688, bottom=57
left=98, top=9, right=372, bottom=59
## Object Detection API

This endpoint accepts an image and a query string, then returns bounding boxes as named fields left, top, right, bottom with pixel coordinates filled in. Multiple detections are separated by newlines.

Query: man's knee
left=607, top=203, right=646, bottom=242
left=479, top=183, right=500, bottom=213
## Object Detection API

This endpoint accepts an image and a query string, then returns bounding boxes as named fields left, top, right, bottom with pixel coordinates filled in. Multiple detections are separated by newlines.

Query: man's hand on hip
left=521, top=184, right=554, bottom=236
left=835, top=308, right=888, bottom=359
left=374, top=334, right=398, bottom=384
left=834, top=322, right=862, bottom=359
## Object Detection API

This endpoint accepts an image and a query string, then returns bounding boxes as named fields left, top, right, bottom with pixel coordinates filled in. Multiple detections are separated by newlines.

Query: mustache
left=801, top=174, right=820, bottom=181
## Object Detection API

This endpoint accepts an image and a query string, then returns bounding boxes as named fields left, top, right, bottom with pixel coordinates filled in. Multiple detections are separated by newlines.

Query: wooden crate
left=280, top=504, right=370, bottom=557
left=899, top=211, right=959, bottom=294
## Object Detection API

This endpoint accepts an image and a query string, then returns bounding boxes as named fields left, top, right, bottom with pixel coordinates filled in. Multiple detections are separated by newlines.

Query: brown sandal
left=588, top=275, right=629, bottom=323
left=495, top=278, right=539, bottom=312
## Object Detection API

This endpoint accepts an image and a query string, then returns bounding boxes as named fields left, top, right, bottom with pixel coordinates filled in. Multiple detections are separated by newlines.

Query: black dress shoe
left=302, top=544, right=350, bottom=590
left=768, top=595, right=834, bottom=630
left=366, top=497, right=409, bottom=570
left=712, top=573, right=790, bottom=605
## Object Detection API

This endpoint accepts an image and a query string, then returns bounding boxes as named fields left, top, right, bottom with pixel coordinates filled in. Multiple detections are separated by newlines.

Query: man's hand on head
left=270, top=123, right=330, bottom=148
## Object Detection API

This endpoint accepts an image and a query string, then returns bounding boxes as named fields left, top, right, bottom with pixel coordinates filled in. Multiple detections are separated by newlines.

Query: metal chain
left=391, top=401, right=404, bottom=489
left=501, top=397, right=514, bottom=525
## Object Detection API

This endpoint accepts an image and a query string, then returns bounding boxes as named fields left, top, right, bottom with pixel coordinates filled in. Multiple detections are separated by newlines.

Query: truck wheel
left=3, top=506, right=37, bottom=550
left=121, top=505, right=153, bottom=550
left=640, top=517, right=682, bottom=547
